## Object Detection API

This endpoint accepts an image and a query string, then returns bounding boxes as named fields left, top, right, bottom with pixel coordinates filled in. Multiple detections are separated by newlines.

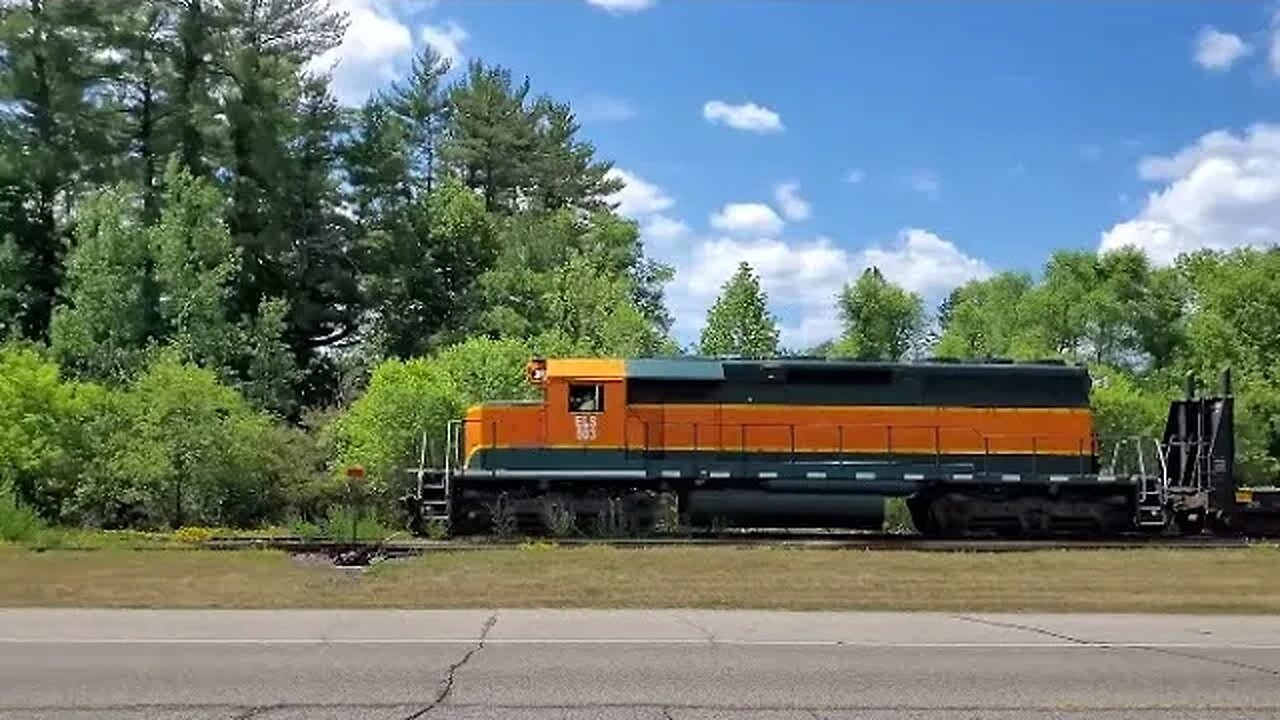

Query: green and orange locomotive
left=406, top=356, right=1278, bottom=538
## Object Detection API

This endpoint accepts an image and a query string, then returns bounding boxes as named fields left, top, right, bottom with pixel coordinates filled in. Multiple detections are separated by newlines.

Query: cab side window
left=568, top=383, right=604, bottom=413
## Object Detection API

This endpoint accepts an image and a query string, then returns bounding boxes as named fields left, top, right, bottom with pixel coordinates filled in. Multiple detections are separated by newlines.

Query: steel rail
left=199, top=533, right=1279, bottom=559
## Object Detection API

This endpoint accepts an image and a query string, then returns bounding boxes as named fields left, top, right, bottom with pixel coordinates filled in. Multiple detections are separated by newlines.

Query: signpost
left=345, top=465, right=366, bottom=544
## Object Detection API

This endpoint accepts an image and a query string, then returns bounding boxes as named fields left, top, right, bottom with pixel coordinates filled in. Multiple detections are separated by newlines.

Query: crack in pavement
left=402, top=612, right=499, bottom=719
left=952, top=614, right=1092, bottom=644
left=230, top=705, right=282, bottom=719
left=953, top=614, right=1280, bottom=678
left=675, top=613, right=718, bottom=645
left=1137, top=645, right=1280, bottom=678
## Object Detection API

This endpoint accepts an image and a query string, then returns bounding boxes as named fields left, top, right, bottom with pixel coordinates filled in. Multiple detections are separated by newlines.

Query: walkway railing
left=448, top=416, right=1098, bottom=475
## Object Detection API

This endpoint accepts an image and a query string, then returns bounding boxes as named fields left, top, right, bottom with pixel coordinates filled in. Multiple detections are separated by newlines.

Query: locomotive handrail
left=621, top=417, right=1091, bottom=472
left=450, top=414, right=1096, bottom=477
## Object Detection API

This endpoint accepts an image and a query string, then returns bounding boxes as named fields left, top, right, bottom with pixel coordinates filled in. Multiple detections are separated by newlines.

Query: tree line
left=1, top=0, right=1277, bottom=532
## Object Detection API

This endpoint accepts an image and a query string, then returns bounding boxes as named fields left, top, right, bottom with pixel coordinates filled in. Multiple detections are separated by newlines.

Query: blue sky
left=318, top=0, right=1280, bottom=349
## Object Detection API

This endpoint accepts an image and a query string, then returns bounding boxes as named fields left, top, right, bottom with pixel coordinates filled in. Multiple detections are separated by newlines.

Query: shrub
left=69, top=355, right=293, bottom=529
left=0, top=343, right=104, bottom=522
left=270, top=409, right=347, bottom=523
left=332, top=337, right=537, bottom=500
left=0, top=482, right=45, bottom=542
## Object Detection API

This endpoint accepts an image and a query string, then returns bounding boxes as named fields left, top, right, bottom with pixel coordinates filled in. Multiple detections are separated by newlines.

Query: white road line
left=1, top=638, right=1277, bottom=649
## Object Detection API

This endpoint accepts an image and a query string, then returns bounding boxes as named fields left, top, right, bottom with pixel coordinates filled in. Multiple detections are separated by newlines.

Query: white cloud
left=845, top=169, right=866, bottom=184
left=862, top=229, right=993, bottom=299
left=702, top=100, right=784, bottom=134
left=1194, top=26, right=1251, bottom=70
left=420, top=20, right=468, bottom=69
left=586, top=0, right=657, bottom=14
left=666, top=229, right=990, bottom=349
left=1100, top=123, right=1280, bottom=265
left=308, top=0, right=413, bottom=105
left=773, top=182, right=811, bottom=221
left=578, top=96, right=637, bottom=123
left=709, top=203, right=785, bottom=235
left=641, top=214, right=690, bottom=245
left=605, top=168, right=674, bottom=217
left=906, top=169, right=940, bottom=198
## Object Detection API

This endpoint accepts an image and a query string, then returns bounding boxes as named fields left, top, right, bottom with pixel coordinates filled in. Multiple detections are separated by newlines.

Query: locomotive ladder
left=1107, top=437, right=1169, bottom=528
left=408, top=429, right=452, bottom=525
left=1136, top=437, right=1169, bottom=528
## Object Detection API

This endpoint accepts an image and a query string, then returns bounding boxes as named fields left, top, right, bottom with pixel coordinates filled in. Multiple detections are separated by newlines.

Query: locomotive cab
left=542, top=360, right=626, bottom=451
left=461, top=358, right=627, bottom=469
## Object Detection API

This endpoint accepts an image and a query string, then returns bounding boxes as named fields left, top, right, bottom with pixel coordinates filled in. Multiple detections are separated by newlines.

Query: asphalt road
left=2, top=609, right=1279, bottom=719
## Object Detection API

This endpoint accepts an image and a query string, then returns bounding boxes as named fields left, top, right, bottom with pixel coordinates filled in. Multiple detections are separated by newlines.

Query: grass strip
left=1, top=544, right=1277, bottom=613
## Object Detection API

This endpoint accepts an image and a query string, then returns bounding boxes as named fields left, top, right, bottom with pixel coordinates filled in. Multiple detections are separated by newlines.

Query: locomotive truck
left=403, top=357, right=1280, bottom=538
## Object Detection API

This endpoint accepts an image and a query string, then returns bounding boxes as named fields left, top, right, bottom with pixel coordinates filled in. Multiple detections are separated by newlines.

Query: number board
left=573, top=414, right=599, bottom=441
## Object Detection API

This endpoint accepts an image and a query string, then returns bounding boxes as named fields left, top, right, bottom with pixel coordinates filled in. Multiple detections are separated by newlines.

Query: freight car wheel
left=927, top=495, right=970, bottom=538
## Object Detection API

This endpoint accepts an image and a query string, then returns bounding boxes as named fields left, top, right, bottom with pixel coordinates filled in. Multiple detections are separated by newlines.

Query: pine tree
left=442, top=60, right=537, bottom=212
left=109, top=1, right=172, bottom=219
left=162, top=0, right=223, bottom=178
left=527, top=97, right=622, bottom=212
left=277, top=76, right=361, bottom=404
left=699, top=262, right=780, bottom=358
left=386, top=45, right=451, bottom=201
left=0, top=0, right=123, bottom=339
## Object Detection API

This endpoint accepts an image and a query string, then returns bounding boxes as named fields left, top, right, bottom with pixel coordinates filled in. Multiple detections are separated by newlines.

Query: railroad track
left=204, top=532, right=1279, bottom=560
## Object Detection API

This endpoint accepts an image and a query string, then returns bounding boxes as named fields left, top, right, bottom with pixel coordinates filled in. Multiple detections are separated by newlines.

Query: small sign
left=346, top=465, right=366, bottom=480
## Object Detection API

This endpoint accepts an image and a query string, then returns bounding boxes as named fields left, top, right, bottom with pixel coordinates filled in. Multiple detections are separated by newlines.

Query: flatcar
left=404, top=357, right=1280, bottom=538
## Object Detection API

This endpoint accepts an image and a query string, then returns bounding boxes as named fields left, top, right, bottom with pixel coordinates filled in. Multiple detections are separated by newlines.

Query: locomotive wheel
left=1175, top=509, right=1207, bottom=535
left=906, top=495, right=935, bottom=535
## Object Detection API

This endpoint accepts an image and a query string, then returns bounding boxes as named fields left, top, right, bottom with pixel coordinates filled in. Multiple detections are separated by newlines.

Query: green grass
left=1, top=544, right=1278, bottom=612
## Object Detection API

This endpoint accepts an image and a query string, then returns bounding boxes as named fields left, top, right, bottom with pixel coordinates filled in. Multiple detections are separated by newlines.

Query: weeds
left=424, top=518, right=449, bottom=540
left=172, top=527, right=216, bottom=544
left=322, top=505, right=393, bottom=542
left=540, top=497, right=577, bottom=538
left=654, top=492, right=681, bottom=535
left=289, top=518, right=325, bottom=541
left=487, top=493, right=517, bottom=538
left=883, top=498, right=917, bottom=534
left=590, top=497, right=630, bottom=538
